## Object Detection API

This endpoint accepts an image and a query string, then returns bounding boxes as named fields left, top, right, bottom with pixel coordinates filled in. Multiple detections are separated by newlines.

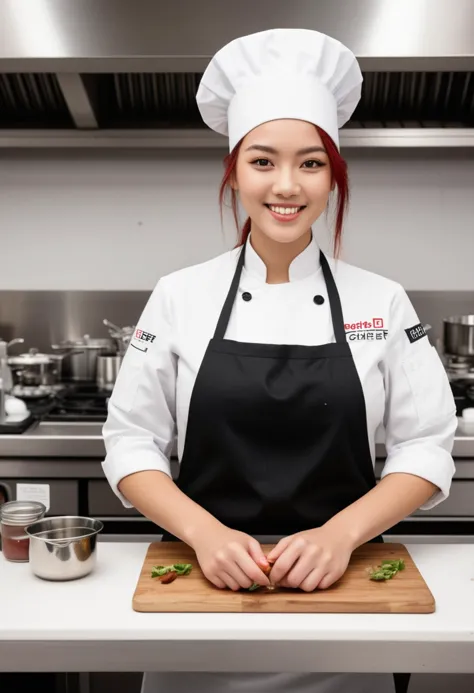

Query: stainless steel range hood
left=0, top=0, right=473, bottom=148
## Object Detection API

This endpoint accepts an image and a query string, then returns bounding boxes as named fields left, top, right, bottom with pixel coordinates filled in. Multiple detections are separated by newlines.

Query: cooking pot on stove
left=52, top=335, right=115, bottom=382
left=8, top=348, right=79, bottom=389
left=96, top=353, right=123, bottom=391
left=443, top=315, right=474, bottom=357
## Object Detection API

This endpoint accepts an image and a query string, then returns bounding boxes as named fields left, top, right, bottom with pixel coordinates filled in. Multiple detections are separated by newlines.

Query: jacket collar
left=244, top=232, right=321, bottom=283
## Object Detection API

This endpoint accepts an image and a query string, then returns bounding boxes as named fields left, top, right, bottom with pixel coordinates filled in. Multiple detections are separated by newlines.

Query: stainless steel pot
left=96, top=353, right=123, bottom=391
left=443, top=316, right=474, bottom=357
left=8, top=348, right=78, bottom=388
left=52, top=335, right=115, bottom=381
left=25, top=516, right=103, bottom=581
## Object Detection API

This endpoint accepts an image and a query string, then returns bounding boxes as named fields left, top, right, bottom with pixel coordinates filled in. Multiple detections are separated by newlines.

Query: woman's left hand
left=266, top=525, right=355, bottom=592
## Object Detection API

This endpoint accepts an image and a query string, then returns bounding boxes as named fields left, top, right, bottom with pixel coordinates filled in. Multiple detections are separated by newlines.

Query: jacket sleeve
left=380, top=284, right=457, bottom=510
left=102, top=278, right=176, bottom=508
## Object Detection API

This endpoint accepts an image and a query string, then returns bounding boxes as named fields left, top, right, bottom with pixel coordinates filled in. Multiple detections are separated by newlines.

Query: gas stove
left=7, top=359, right=474, bottom=425
left=1, top=382, right=109, bottom=434
left=23, top=382, right=109, bottom=423
left=445, top=355, right=474, bottom=381
left=43, top=383, right=109, bottom=422
left=444, top=355, right=474, bottom=416
left=449, top=379, right=474, bottom=417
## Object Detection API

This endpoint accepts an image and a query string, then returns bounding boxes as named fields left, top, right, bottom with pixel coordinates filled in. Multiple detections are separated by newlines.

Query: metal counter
left=0, top=420, right=474, bottom=459
left=0, top=420, right=472, bottom=535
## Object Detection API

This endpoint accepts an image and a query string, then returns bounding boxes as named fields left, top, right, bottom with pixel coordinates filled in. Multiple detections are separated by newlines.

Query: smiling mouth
left=264, top=204, right=306, bottom=215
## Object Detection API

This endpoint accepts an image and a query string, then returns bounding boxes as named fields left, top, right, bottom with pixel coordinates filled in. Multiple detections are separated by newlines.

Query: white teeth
left=268, top=205, right=302, bottom=215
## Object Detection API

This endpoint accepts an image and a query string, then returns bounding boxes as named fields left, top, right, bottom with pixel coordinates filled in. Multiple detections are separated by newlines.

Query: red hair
left=218, top=125, right=349, bottom=257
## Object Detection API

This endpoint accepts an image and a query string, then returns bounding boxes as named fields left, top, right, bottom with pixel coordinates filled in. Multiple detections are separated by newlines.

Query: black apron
left=162, top=243, right=410, bottom=693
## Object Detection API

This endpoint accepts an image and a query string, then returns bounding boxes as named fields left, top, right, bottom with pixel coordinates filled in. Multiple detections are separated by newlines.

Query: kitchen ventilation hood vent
left=2, top=71, right=472, bottom=135
left=97, top=71, right=474, bottom=130
left=98, top=73, right=203, bottom=128
left=2, top=71, right=473, bottom=130
left=0, top=0, right=473, bottom=147
left=0, top=73, right=72, bottom=128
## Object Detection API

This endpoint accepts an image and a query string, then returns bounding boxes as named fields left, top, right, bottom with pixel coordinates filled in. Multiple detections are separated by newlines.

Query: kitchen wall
left=1, top=149, right=474, bottom=693
left=0, top=147, right=473, bottom=291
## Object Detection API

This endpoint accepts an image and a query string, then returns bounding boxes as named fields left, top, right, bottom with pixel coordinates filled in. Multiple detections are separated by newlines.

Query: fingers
left=215, top=567, right=336, bottom=592
left=210, top=575, right=227, bottom=590
left=214, top=541, right=270, bottom=590
left=316, top=572, right=338, bottom=590
left=266, top=535, right=291, bottom=563
left=282, top=568, right=340, bottom=592
left=278, top=568, right=323, bottom=592
left=247, top=538, right=270, bottom=569
left=269, top=538, right=306, bottom=585
left=240, top=542, right=271, bottom=586
left=298, top=569, right=329, bottom=592
left=224, top=562, right=254, bottom=590
left=210, top=547, right=340, bottom=592
left=221, top=572, right=242, bottom=591
left=206, top=531, right=348, bottom=592
left=279, top=552, right=317, bottom=589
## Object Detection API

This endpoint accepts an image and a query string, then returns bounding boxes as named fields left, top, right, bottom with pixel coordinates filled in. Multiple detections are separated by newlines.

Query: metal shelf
left=1, top=127, right=474, bottom=148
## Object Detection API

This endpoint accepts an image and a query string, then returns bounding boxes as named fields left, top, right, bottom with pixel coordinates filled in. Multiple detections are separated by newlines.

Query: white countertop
left=2, top=541, right=474, bottom=674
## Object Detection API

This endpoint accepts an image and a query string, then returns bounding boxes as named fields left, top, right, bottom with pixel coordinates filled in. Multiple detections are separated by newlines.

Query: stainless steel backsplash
left=0, top=291, right=473, bottom=355
left=0, top=291, right=146, bottom=351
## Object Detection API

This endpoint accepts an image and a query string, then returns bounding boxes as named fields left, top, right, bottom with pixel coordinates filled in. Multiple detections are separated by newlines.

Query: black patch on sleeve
left=405, top=323, right=427, bottom=344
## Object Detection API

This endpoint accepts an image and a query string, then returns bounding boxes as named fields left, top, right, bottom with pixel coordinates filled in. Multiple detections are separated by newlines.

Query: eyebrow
left=244, top=144, right=327, bottom=155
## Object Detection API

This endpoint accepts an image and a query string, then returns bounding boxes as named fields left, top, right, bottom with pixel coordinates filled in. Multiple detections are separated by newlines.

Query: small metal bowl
left=25, top=516, right=103, bottom=581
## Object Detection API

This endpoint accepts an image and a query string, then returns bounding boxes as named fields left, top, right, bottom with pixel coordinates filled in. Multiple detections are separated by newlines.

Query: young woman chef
left=103, top=28, right=457, bottom=693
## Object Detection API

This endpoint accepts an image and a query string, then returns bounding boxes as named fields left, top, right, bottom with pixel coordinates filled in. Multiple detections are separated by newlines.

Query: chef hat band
left=227, top=74, right=338, bottom=151
left=196, top=28, right=363, bottom=152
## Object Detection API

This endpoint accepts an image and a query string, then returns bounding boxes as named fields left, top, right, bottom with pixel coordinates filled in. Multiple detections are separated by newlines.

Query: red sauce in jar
left=1, top=521, right=31, bottom=561
left=1, top=500, right=46, bottom=562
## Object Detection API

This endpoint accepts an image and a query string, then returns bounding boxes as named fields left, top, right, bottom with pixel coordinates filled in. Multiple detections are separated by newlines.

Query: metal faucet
left=0, top=338, right=24, bottom=424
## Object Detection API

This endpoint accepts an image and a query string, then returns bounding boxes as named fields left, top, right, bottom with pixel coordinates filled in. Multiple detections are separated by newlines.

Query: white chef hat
left=196, top=28, right=362, bottom=151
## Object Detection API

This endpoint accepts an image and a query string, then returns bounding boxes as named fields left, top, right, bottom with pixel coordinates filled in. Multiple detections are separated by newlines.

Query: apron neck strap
left=214, top=243, right=247, bottom=339
left=214, top=241, right=347, bottom=344
left=319, top=251, right=347, bottom=344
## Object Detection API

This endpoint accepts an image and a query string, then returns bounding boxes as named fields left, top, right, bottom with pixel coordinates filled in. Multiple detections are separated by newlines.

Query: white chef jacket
left=103, top=233, right=456, bottom=508
left=102, top=234, right=456, bottom=693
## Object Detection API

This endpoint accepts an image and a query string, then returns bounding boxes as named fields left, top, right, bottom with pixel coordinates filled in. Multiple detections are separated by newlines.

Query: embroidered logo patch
left=134, top=328, right=156, bottom=344
left=405, top=323, right=426, bottom=344
left=344, top=318, right=388, bottom=341
left=130, top=328, right=156, bottom=353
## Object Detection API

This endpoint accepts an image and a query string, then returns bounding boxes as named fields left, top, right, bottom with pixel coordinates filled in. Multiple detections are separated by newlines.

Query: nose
left=271, top=167, right=301, bottom=198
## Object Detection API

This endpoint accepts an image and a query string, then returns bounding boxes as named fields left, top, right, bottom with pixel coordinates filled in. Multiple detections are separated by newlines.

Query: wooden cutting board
left=132, top=542, right=435, bottom=613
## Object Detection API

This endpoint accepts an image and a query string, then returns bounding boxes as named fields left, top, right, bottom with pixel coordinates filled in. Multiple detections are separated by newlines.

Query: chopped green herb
left=172, top=563, right=193, bottom=576
left=151, top=563, right=193, bottom=578
left=369, top=558, right=405, bottom=581
left=248, top=582, right=261, bottom=592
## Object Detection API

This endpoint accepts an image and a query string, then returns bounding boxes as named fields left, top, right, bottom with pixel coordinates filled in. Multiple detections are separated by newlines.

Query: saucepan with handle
left=52, top=335, right=115, bottom=381
left=25, top=516, right=103, bottom=581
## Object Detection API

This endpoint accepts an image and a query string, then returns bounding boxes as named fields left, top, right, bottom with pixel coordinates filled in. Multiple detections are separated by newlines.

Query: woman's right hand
left=191, top=524, right=271, bottom=591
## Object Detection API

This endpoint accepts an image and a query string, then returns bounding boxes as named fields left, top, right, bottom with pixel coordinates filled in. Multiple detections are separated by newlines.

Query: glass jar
left=1, top=500, right=46, bottom=562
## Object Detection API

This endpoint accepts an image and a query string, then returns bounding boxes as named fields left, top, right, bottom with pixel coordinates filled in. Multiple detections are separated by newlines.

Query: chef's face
left=234, top=119, right=333, bottom=244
